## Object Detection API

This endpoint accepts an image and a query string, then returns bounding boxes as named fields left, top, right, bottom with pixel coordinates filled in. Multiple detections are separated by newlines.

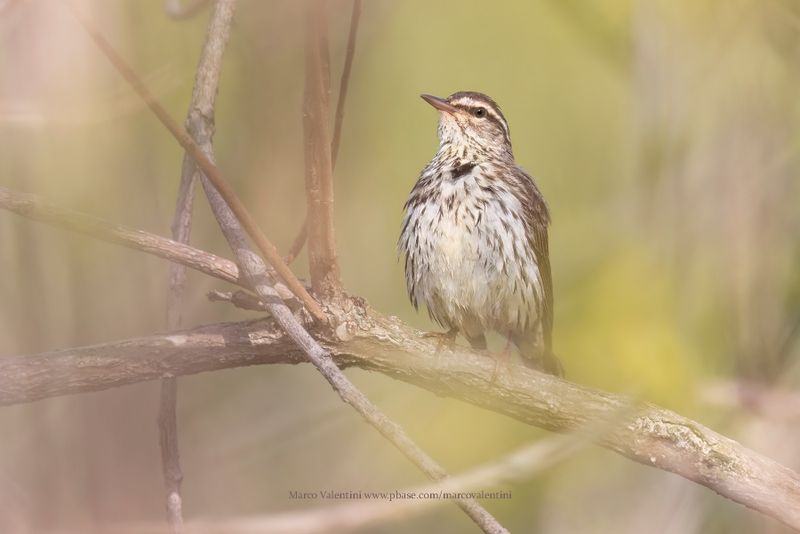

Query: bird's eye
left=473, top=108, right=486, bottom=118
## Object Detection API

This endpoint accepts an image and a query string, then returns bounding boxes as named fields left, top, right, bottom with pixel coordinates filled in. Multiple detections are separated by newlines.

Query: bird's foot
left=422, top=327, right=459, bottom=355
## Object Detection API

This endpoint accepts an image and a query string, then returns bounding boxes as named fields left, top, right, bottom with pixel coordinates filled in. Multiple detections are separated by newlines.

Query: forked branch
left=160, top=0, right=241, bottom=530
left=65, top=0, right=325, bottom=322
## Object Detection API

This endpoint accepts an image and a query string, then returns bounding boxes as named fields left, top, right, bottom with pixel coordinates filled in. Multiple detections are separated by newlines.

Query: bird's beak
left=421, top=94, right=458, bottom=114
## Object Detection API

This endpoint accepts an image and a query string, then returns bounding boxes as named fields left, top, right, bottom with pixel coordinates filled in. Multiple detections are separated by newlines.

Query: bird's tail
left=513, top=332, right=565, bottom=378
left=537, top=350, right=565, bottom=378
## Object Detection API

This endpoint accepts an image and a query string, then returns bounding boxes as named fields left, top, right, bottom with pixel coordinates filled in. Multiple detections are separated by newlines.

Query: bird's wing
left=513, top=167, right=553, bottom=354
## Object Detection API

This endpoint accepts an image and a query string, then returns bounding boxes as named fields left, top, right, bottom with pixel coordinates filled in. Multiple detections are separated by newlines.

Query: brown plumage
left=399, top=91, right=562, bottom=376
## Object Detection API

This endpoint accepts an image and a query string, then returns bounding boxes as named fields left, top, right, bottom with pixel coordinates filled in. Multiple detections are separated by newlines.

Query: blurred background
left=1, top=0, right=799, bottom=532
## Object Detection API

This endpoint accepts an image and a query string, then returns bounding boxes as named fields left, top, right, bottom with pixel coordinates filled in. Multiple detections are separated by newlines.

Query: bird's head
left=421, top=91, right=512, bottom=159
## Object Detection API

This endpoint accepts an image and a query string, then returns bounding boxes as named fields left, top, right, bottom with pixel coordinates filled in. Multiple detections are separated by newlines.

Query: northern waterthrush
left=399, top=91, right=562, bottom=376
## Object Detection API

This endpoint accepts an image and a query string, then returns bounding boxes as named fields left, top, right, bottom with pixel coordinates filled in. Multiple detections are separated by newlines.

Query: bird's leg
left=422, top=327, right=459, bottom=354
left=499, top=335, right=513, bottom=359
left=489, top=333, right=515, bottom=384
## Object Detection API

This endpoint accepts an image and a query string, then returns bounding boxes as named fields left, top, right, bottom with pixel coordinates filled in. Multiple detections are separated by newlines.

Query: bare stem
left=330, top=0, right=362, bottom=169
left=157, top=378, right=183, bottom=533
left=283, top=219, right=308, bottom=265
left=287, top=0, right=361, bottom=267
left=302, top=0, right=342, bottom=297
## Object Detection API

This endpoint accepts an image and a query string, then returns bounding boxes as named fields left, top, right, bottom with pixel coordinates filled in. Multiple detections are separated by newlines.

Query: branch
left=283, top=219, right=308, bottom=265
left=0, top=186, right=299, bottom=296
left=159, top=0, right=239, bottom=530
left=286, top=0, right=362, bottom=266
left=65, top=0, right=326, bottom=323
left=302, top=0, right=342, bottom=296
left=2, top=307, right=800, bottom=531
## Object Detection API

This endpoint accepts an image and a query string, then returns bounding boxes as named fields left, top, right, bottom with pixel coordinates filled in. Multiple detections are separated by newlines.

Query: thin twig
left=64, top=0, right=326, bottom=323
left=4, top=315, right=800, bottom=531
left=330, top=0, right=361, bottom=169
left=0, top=186, right=303, bottom=307
left=0, top=187, right=243, bottom=289
left=283, top=219, right=308, bottom=265
left=157, top=378, right=183, bottom=533
left=286, top=0, right=361, bottom=266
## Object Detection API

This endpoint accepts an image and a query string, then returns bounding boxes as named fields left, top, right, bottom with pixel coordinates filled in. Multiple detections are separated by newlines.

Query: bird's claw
left=422, top=328, right=458, bottom=355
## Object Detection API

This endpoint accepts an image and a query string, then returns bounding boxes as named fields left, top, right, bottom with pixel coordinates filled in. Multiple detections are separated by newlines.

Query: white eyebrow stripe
left=449, top=95, right=511, bottom=139
left=451, top=96, right=482, bottom=108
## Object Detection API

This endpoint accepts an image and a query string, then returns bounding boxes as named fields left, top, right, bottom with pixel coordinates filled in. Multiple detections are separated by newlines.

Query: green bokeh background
left=1, top=0, right=799, bottom=532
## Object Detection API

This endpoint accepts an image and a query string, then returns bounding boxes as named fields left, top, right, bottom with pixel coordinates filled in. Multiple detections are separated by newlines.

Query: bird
left=398, top=91, right=563, bottom=376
